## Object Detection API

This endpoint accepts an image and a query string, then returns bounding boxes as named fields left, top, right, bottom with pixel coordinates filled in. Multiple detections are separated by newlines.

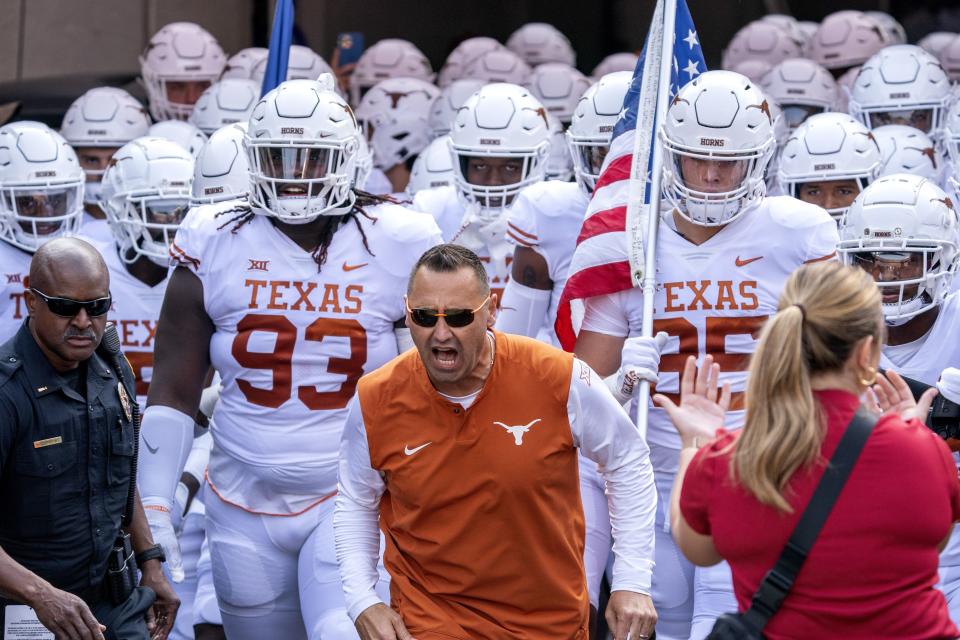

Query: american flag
left=555, top=0, right=706, bottom=351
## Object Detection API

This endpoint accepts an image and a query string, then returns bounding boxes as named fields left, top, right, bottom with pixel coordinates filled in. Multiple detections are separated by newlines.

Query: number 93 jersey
left=171, top=201, right=442, bottom=514
left=581, top=196, right=838, bottom=474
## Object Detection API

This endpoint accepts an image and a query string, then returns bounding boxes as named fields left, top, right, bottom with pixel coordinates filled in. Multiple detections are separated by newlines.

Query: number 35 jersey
left=171, top=202, right=442, bottom=514
left=581, top=196, right=838, bottom=474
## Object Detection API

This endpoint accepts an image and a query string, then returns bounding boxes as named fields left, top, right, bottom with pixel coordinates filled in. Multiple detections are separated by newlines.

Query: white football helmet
left=940, top=34, right=960, bottom=82
left=0, top=123, right=84, bottom=252
left=872, top=124, right=945, bottom=185
left=191, top=122, right=249, bottom=206
left=506, top=23, right=576, bottom=67
left=526, top=63, right=591, bottom=125
left=567, top=71, right=632, bottom=194
left=353, top=133, right=373, bottom=191
left=428, top=79, right=485, bottom=140
left=349, top=39, right=434, bottom=106
left=864, top=11, right=907, bottom=45
left=246, top=78, right=360, bottom=223
left=839, top=173, right=959, bottom=322
left=100, top=137, right=193, bottom=265
left=139, top=22, right=226, bottom=121
left=659, top=70, right=775, bottom=226
left=188, top=79, right=260, bottom=135
left=406, top=135, right=455, bottom=196
left=918, top=32, right=957, bottom=58
left=806, top=11, right=888, bottom=72
left=148, top=120, right=208, bottom=159
left=60, top=87, right=151, bottom=205
left=722, top=21, right=803, bottom=71
left=848, top=45, right=951, bottom=138
left=545, top=114, right=573, bottom=181
left=462, top=49, right=533, bottom=85
left=437, top=37, right=505, bottom=87
left=777, top=113, right=880, bottom=219
left=449, top=83, right=551, bottom=215
left=284, top=45, right=335, bottom=81
left=760, top=58, right=839, bottom=130
left=354, top=78, right=439, bottom=171
left=760, top=15, right=807, bottom=48
left=220, top=47, right=269, bottom=81
left=590, top=52, right=639, bottom=80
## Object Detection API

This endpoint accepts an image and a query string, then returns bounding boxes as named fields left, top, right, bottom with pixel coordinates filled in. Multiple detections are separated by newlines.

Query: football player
left=777, top=112, right=881, bottom=221
left=348, top=39, right=434, bottom=106
left=139, top=22, right=226, bottom=122
left=412, top=82, right=550, bottom=301
left=137, top=77, right=442, bottom=640
left=60, top=87, right=151, bottom=243
left=848, top=45, right=952, bottom=140
left=839, top=174, right=960, bottom=624
left=572, top=70, right=839, bottom=639
left=354, top=77, right=440, bottom=194
left=0, top=122, right=84, bottom=342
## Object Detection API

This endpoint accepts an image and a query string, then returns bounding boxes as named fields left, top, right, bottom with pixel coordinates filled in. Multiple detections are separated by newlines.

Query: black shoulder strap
left=740, top=407, right=877, bottom=632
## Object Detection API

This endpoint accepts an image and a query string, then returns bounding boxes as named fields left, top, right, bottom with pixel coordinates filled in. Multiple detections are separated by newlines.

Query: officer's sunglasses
left=405, top=296, right=490, bottom=328
left=30, top=288, right=112, bottom=317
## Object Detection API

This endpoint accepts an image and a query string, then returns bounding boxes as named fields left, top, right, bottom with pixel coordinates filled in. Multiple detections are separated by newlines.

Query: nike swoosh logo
left=404, top=442, right=432, bottom=456
left=735, top=256, right=763, bottom=267
left=343, top=261, right=369, bottom=272
left=143, top=437, right=159, bottom=455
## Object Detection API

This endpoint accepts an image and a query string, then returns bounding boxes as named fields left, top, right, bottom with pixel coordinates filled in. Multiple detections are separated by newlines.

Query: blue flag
left=261, top=0, right=295, bottom=96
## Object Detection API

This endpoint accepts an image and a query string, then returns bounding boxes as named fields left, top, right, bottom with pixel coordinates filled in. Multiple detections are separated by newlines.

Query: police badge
left=117, top=382, right=132, bottom=422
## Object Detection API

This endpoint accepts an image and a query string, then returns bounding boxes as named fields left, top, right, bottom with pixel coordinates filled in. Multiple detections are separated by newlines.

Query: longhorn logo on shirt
left=495, top=418, right=541, bottom=446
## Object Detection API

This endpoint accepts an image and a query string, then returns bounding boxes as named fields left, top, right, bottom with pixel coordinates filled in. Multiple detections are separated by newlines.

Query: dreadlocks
left=214, top=188, right=396, bottom=271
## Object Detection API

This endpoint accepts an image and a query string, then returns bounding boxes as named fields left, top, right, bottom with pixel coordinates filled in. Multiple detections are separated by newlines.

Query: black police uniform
left=0, top=321, right=154, bottom=639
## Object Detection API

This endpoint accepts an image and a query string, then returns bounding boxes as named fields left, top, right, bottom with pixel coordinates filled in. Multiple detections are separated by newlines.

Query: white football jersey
left=88, top=240, right=168, bottom=407
left=506, top=180, right=589, bottom=345
left=412, top=185, right=513, bottom=298
left=0, top=240, right=33, bottom=343
left=363, top=168, right=393, bottom=196
left=171, top=201, right=442, bottom=513
left=581, top=197, right=838, bottom=474
left=81, top=212, right=114, bottom=245
left=881, top=293, right=960, bottom=385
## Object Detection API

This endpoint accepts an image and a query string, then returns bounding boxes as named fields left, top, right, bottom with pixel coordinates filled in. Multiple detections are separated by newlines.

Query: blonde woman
left=658, top=261, right=960, bottom=638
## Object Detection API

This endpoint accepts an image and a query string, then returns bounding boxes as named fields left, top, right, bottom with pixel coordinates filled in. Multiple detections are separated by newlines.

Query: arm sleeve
left=505, top=190, right=540, bottom=249
left=678, top=446, right=717, bottom=536
left=580, top=292, right=631, bottom=337
left=137, top=405, right=196, bottom=508
left=495, top=280, right=553, bottom=338
left=568, top=359, right=656, bottom=594
left=334, top=395, right=387, bottom=622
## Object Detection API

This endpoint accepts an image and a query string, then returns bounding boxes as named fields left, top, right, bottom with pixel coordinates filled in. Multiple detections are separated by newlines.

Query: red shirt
left=681, top=389, right=960, bottom=639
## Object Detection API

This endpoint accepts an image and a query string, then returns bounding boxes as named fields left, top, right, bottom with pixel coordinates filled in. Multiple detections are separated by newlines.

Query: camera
left=897, top=374, right=960, bottom=447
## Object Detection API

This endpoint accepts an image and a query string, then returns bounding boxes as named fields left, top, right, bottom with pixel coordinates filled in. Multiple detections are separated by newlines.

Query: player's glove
left=606, top=332, right=669, bottom=404
left=143, top=500, right=184, bottom=583
left=198, top=382, right=222, bottom=421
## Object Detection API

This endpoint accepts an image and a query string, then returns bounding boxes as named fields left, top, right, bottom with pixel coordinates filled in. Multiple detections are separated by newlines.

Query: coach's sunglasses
left=30, top=288, right=112, bottom=317
left=405, top=296, right=490, bottom=328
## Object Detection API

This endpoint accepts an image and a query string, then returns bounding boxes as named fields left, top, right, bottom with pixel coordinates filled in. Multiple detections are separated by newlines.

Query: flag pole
left=634, top=0, right=679, bottom=438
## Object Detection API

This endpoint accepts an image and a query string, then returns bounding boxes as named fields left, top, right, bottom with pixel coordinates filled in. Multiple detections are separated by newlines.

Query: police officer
left=0, top=238, right=178, bottom=640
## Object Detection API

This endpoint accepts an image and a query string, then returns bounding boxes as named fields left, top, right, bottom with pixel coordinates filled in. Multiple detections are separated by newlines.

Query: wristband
left=135, top=544, right=166, bottom=567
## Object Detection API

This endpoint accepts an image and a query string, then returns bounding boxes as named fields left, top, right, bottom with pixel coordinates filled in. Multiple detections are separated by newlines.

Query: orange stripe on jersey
left=506, top=229, right=534, bottom=247
left=169, top=242, right=201, bottom=271
left=804, top=251, right=837, bottom=264
left=205, top=468, right=337, bottom=517
left=507, top=221, right=539, bottom=243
